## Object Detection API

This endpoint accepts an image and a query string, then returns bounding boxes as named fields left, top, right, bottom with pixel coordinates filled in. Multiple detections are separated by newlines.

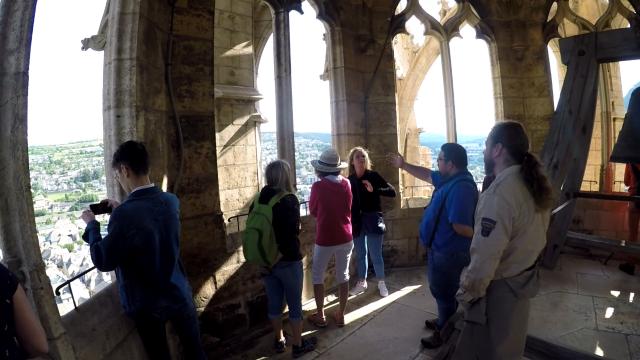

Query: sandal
left=333, top=313, right=345, bottom=327
left=308, top=312, right=327, bottom=328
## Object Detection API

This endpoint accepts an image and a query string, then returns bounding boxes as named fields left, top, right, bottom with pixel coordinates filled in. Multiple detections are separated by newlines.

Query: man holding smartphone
left=81, top=140, right=205, bottom=360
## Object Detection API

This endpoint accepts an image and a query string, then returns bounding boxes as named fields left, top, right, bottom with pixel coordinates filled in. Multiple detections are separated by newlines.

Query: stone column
left=263, top=0, right=301, bottom=185
left=473, top=1, right=555, bottom=152
left=315, top=0, right=400, bottom=208
left=440, top=41, right=458, bottom=142
left=0, top=0, right=75, bottom=358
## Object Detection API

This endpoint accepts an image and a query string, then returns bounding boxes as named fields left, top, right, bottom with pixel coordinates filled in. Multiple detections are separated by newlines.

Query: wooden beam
left=541, top=33, right=600, bottom=268
left=559, top=27, right=640, bottom=65
left=525, top=335, right=604, bottom=360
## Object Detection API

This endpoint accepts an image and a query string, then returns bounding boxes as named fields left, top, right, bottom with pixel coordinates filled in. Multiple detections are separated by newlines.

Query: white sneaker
left=378, top=281, right=389, bottom=297
left=350, top=279, right=368, bottom=295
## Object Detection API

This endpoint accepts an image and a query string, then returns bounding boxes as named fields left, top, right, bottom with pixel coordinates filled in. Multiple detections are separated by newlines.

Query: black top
left=258, top=186, right=303, bottom=262
left=0, top=263, right=21, bottom=359
left=348, top=170, right=396, bottom=221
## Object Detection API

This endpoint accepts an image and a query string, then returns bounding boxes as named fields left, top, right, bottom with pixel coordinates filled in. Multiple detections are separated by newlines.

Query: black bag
left=361, top=211, right=386, bottom=235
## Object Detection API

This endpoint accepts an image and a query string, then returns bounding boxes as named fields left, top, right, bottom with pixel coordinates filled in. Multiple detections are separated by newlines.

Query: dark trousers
left=133, top=306, right=207, bottom=360
left=427, top=250, right=470, bottom=329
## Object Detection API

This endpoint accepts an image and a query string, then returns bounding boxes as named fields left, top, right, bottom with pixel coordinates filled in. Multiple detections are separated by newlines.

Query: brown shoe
left=421, top=331, right=443, bottom=349
left=424, top=318, right=438, bottom=331
left=308, top=312, right=327, bottom=328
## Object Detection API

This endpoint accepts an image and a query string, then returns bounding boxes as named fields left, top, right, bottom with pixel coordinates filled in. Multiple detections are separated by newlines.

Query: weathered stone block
left=390, top=217, right=420, bottom=239
left=217, top=145, right=258, bottom=167
left=231, top=0, right=252, bottom=18
left=175, top=7, right=214, bottom=40
left=216, top=64, right=254, bottom=87
left=216, top=123, right=248, bottom=145
left=220, top=186, right=260, bottom=212
left=215, top=0, right=231, bottom=12
left=181, top=115, right=216, bottom=143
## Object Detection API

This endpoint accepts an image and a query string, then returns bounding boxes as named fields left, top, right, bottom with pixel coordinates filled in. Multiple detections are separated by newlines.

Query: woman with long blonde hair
left=347, top=147, right=396, bottom=297
left=259, top=160, right=316, bottom=357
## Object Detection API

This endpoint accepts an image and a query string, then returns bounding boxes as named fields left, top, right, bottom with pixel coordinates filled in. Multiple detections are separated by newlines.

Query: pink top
left=309, top=176, right=353, bottom=246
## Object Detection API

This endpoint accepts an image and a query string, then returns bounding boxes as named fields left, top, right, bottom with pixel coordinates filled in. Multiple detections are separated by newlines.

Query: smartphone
left=89, top=202, right=112, bottom=215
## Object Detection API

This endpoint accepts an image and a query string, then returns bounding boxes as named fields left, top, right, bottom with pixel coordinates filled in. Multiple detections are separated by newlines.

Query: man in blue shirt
left=390, top=143, right=478, bottom=348
left=81, top=141, right=206, bottom=360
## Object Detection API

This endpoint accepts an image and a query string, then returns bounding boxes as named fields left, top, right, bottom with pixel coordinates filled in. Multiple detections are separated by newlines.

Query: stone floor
left=228, top=253, right=640, bottom=360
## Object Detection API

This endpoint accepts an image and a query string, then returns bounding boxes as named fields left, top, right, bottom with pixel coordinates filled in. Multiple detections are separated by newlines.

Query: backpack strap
left=266, top=191, right=292, bottom=207
left=426, top=176, right=476, bottom=249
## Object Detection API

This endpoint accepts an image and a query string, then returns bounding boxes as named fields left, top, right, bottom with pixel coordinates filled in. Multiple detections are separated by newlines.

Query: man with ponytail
left=450, top=121, right=553, bottom=360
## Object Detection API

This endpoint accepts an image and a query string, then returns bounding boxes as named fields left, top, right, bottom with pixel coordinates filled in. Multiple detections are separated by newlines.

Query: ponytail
left=487, top=121, right=554, bottom=212
left=520, top=152, right=554, bottom=211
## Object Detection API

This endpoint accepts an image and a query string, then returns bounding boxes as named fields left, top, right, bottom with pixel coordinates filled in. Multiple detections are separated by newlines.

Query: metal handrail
left=227, top=213, right=249, bottom=233
left=581, top=179, right=599, bottom=191
left=573, top=191, right=640, bottom=202
left=54, top=265, right=97, bottom=310
left=300, top=200, right=309, bottom=215
left=227, top=199, right=311, bottom=233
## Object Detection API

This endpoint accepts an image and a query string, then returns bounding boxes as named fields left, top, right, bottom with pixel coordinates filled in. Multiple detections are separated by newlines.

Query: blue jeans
left=427, top=250, right=470, bottom=329
left=263, top=260, right=304, bottom=320
left=353, top=231, right=385, bottom=280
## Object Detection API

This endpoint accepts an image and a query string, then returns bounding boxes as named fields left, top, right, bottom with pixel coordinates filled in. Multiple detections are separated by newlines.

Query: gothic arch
left=253, top=0, right=273, bottom=71
left=0, top=0, right=75, bottom=357
left=392, top=0, right=495, bottom=154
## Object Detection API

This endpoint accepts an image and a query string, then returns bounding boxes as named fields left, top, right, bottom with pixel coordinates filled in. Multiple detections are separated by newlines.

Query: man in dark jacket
left=81, top=141, right=205, bottom=360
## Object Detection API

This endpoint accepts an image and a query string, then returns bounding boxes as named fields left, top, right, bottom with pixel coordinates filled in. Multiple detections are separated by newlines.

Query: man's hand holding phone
left=81, top=199, right=121, bottom=224
left=89, top=202, right=112, bottom=215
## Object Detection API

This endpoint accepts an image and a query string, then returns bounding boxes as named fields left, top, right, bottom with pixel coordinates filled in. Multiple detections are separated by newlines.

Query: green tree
left=33, top=209, right=47, bottom=217
left=61, top=243, right=75, bottom=253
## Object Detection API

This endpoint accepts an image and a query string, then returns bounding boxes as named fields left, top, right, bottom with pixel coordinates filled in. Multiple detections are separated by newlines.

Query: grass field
left=46, top=192, right=69, bottom=201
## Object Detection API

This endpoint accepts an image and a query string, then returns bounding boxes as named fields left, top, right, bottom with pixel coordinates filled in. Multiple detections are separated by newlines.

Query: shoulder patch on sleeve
left=480, top=217, right=497, bottom=237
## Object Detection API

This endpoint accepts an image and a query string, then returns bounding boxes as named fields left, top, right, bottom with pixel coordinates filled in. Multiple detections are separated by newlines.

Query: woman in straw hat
left=307, top=148, right=354, bottom=328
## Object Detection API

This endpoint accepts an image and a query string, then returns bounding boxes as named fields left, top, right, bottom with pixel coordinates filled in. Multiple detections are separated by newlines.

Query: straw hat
left=311, top=148, right=348, bottom=172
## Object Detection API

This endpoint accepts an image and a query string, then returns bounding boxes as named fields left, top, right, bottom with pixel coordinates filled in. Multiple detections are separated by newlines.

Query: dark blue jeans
left=427, top=249, right=470, bottom=330
left=132, top=303, right=207, bottom=360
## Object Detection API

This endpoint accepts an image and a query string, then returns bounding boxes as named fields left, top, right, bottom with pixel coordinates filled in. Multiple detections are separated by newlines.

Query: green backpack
left=242, top=191, right=291, bottom=267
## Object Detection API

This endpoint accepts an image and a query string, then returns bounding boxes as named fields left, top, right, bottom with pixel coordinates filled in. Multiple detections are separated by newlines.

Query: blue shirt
left=83, top=186, right=194, bottom=316
left=419, top=170, right=478, bottom=254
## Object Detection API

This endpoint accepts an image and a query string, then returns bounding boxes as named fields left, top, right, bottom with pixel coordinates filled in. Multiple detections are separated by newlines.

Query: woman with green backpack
left=256, top=160, right=316, bottom=358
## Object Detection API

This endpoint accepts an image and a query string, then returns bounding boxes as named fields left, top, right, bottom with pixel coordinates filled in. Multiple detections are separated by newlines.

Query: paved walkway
left=229, top=253, right=640, bottom=360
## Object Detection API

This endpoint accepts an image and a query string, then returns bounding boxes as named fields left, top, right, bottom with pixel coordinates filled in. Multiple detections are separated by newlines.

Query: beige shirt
left=457, top=165, right=550, bottom=302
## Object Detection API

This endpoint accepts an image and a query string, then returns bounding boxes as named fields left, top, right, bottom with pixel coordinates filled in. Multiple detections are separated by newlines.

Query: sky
left=28, top=0, right=105, bottom=146
left=548, top=45, right=640, bottom=109
left=256, top=1, right=331, bottom=133
left=412, top=24, right=496, bottom=138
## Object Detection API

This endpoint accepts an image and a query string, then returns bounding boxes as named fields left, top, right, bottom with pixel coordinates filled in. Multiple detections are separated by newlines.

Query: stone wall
left=322, top=0, right=401, bottom=204
left=61, top=285, right=147, bottom=360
